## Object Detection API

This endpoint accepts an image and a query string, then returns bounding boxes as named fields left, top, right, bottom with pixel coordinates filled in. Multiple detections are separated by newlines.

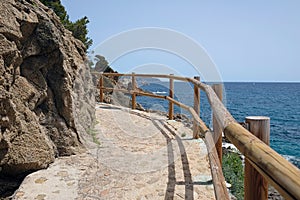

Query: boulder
left=0, top=0, right=95, bottom=175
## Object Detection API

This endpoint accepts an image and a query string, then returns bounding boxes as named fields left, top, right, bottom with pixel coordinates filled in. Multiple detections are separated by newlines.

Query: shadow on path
left=152, top=120, right=194, bottom=200
left=127, top=111, right=211, bottom=200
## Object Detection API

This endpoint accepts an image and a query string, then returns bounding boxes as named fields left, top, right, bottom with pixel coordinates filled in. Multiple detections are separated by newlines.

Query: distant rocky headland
left=0, top=0, right=95, bottom=190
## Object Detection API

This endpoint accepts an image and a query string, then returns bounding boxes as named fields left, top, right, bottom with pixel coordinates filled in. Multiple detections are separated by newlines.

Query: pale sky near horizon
left=61, top=0, right=300, bottom=82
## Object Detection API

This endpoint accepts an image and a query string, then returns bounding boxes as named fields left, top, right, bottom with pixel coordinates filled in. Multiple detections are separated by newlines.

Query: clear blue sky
left=61, top=0, right=300, bottom=82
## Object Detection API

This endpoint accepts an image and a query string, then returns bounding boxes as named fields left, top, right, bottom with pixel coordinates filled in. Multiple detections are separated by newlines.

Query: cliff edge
left=0, top=0, right=95, bottom=176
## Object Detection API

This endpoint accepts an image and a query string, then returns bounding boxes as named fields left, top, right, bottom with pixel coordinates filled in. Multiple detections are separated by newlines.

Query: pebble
left=34, top=177, right=47, bottom=184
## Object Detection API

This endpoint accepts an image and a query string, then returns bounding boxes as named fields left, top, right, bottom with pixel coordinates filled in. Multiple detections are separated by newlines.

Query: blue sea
left=136, top=82, right=300, bottom=168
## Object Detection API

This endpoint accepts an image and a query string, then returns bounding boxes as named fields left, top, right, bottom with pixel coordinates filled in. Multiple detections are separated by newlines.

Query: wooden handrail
left=97, top=72, right=300, bottom=200
left=131, top=73, right=136, bottom=109
left=212, top=84, right=223, bottom=165
left=168, top=74, right=174, bottom=120
left=95, top=72, right=191, bottom=82
left=193, top=76, right=200, bottom=138
left=225, top=123, right=300, bottom=200
left=190, top=79, right=300, bottom=200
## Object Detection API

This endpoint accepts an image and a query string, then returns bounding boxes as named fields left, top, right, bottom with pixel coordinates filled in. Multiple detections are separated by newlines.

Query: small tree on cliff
left=39, top=0, right=92, bottom=50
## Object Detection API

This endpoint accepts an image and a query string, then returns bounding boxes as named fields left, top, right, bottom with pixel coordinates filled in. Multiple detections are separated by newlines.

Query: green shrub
left=39, top=0, right=92, bottom=50
left=222, top=150, right=244, bottom=200
left=87, top=120, right=100, bottom=145
left=87, top=128, right=100, bottom=145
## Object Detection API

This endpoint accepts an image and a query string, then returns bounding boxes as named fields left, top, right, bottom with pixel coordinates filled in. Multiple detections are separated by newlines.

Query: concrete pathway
left=13, top=103, right=215, bottom=200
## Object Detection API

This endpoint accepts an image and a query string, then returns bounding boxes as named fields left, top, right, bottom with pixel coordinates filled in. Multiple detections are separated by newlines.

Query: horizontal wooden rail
left=138, top=91, right=167, bottom=99
left=98, top=72, right=300, bottom=200
left=98, top=72, right=191, bottom=82
left=102, top=87, right=168, bottom=99
left=189, top=78, right=300, bottom=200
left=225, top=123, right=300, bottom=200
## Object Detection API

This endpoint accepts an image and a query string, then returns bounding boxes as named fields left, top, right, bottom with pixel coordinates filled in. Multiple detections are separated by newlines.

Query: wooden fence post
left=168, top=74, right=174, bottom=120
left=193, top=76, right=200, bottom=139
left=212, top=84, right=223, bottom=164
left=131, top=73, right=136, bottom=109
left=99, top=73, right=104, bottom=102
left=244, top=116, right=270, bottom=200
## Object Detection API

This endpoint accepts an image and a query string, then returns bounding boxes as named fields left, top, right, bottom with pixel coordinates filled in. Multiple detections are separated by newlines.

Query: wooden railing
left=96, top=72, right=300, bottom=200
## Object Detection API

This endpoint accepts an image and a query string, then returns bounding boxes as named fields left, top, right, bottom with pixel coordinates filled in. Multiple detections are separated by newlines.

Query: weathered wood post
left=168, top=74, right=174, bottom=120
left=99, top=73, right=104, bottom=102
left=193, top=76, right=200, bottom=139
left=244, top=116, right=270, bottom=200
left=131, top=73, right=136, bottom=109
left=212, top=84, right=223, bottom=164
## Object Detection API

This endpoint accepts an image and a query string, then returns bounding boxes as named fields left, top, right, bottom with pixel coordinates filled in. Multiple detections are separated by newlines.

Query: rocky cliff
left=0, top=0, right=95, bottom=176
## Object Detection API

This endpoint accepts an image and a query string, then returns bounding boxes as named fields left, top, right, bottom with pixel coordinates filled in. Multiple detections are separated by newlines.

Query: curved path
left=14, top=103, right=215, bottom=200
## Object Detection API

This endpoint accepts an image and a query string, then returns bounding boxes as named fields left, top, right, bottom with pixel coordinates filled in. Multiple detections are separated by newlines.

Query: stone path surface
left=13, top=103, right=215, bottom=200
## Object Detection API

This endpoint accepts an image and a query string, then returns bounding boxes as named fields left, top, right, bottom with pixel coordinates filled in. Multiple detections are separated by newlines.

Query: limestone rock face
left=0, top=0, right=95, bottom=175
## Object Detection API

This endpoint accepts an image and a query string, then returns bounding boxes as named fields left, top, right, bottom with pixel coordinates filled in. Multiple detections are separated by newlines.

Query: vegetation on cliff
left=222, top=150, right=244, bottom=200
left=39, top=0, right=92, bottom=50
